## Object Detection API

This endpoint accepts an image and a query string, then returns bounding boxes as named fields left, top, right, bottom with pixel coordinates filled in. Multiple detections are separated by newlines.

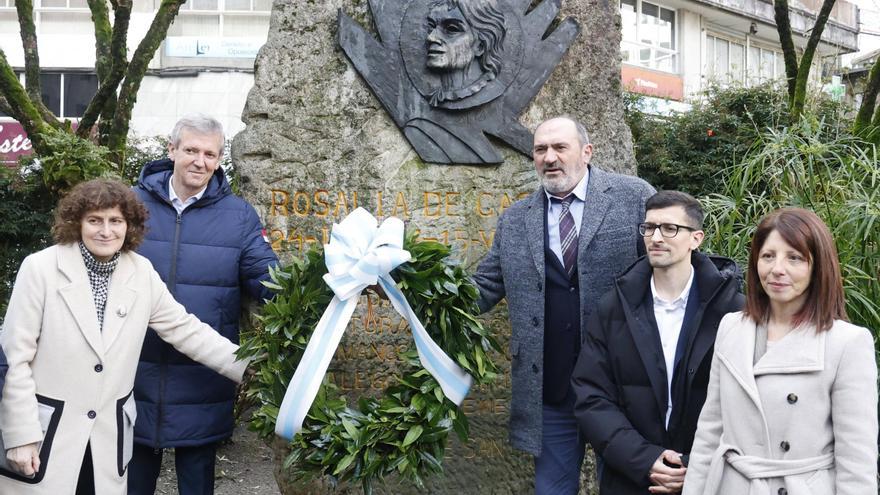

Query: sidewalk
left=153, top=420, right=280, bottom=495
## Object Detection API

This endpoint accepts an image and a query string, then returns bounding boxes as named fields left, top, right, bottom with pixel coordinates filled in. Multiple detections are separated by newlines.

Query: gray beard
left=541, top=175, right=574, bottom=195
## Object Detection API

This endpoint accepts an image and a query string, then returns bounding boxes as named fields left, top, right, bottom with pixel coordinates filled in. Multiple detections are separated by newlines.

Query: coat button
left=532, top=364, right=539, bottom=374
left=688, top=368, right=695, bottom=374
left=532, top=317, right=539, bottom=327
left=94, top=364, right=103, bottom=372
left=116, top=306, right=127, bottom=317
left=778, top=488, right=788, bottom=495
left=87, top=410, right=97, bottom=419
left=787, top=393, right=798, bottom=404
left=780, top=441, right=790, bottom=452
left=569, top=286, right=576, bottom=292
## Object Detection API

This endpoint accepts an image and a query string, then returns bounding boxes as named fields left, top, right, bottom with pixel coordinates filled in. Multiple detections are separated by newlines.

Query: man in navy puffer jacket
left=129, top=115, right=278, bottom=494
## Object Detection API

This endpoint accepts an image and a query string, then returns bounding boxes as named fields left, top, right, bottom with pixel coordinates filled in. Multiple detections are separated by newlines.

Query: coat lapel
left=578, top=166, right=612, bottom=257
left=715, top=316, right=764, bottom=414
left=56, top=244, right=105, bottom=359
left=525, top=190, right=545, bottom=277
left=617, top=263, right=669, bottom=421
left=753, top=326, right=825, bottom=375
left=101, top=252, right=139, bottom=353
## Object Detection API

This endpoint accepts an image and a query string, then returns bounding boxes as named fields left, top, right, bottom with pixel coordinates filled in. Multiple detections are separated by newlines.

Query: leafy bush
left=627, top=83, right=849, bottom=197
left=701, top=116, right=879, bottom=331
left=0, top=166, right=54, bottom=316
left=37, top=127, right=116, bottom=193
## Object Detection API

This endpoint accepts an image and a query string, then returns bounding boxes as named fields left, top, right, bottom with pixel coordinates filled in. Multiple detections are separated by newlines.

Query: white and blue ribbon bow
left=275, top=207, right=474, bottom=440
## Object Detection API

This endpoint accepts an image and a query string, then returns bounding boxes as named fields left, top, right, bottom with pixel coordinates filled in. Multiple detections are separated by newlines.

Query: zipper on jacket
left=155, top=211, right=183, bottom=449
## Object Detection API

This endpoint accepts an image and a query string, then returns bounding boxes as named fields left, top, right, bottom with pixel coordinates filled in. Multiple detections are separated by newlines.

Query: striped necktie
left=555, top=195, right=578, bottom=277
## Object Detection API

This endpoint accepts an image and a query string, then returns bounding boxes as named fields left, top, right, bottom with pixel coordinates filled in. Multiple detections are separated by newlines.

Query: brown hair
left=52, top=179, right=148, bottom=251
left=744, top=207, right=847, bottom=331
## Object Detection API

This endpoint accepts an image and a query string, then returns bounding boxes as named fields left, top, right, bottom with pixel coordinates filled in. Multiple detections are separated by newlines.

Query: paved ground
left=154, top=420, right=280, bottom=495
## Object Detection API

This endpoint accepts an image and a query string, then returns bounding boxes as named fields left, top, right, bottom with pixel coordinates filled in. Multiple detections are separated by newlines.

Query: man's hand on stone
left=648, top=449, right=686, bottom=493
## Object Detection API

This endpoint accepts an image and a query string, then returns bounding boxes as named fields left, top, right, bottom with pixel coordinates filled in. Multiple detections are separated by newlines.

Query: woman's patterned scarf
left=79, top=241, right=120, bottom=330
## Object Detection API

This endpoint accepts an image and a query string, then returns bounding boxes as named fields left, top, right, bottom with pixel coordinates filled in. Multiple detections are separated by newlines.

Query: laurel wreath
left=238, top=231, right=499, bottom=493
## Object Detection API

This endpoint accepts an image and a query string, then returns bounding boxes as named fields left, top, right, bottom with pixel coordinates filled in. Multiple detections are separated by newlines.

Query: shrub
left=0, top=166, right=54, bottom=316
left=627, top=84, right=850, bottom=197
left=701, top=116, right=879, bottom=331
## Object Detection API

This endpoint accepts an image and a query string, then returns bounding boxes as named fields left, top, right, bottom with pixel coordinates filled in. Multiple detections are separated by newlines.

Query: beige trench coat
left=0, top=244, right=248, bottom=494
left=683, top=311, right=878, bottom=495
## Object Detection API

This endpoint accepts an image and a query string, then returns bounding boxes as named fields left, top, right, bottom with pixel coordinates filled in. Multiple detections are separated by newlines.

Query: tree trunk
left=790, top=0, right=836, bottom=121
left=78, top=0, right=132, bottom=140
left=773, top=0, right=799, bottom=101
left=772, top=0, right=837, bottom=122
left=0, top=50, right=48, bottom=152
left=854, top=56, right=880, bottom=133
left=107, top=0, right=185, bottom=167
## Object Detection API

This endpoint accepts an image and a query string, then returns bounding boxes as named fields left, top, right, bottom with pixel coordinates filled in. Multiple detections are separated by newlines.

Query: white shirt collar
left=651, top=265, right=695, bottom=309
left=168, top=175, right=207, bottom=213
left=544, top=167, right=589, bottom=203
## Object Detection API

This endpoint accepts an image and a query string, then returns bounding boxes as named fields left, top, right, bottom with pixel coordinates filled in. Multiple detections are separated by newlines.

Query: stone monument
left=233, top=0, right=638, bottom=492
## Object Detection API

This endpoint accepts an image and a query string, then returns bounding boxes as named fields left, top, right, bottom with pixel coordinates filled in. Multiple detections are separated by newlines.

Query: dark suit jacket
left=472, top=165, right=655, bottom=455
left=572, top=252, right=744, bottom=494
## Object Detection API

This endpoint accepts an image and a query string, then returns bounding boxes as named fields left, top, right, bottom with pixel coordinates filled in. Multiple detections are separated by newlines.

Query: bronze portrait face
left=340, top=0, right=579, bottom=163
left=426, top=4, right=481, bottom=71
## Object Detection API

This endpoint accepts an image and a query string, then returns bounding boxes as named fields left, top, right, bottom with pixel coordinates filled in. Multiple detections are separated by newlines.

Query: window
left=749, top=45, right=784, bottom=84
left=621, top=0, right=677, bottom=73
left=178, top=0, right=270, bottom=12
left=168, top=0, right=271, bottom=39
left=39, top=72, right=98, bottom=119
left=0, top=72, right=96, bottom=120
left=706, top=33, right=786, bottom=87
left=38, top=0, right=88, bottom=7
left=706, top=35, right=745, bottom=85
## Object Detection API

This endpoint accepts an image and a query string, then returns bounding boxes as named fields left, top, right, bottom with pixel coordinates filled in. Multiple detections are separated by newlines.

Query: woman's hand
left=6, top=443, right=40, bottom=477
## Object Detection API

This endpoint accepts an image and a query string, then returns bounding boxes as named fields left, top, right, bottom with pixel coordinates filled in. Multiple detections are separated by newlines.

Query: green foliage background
left=700, top=116, right=879, bottom=332
left=627, top=84, right=849, bottom=197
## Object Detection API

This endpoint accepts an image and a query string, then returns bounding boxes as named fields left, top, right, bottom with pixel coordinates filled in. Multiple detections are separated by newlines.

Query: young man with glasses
left=572, top=190, right=744, bottom=494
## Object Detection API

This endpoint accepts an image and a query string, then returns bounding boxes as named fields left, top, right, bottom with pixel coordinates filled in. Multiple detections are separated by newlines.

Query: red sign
left=621, top=65, right=684, bottom=101
left=0, top=121, right=34, bottom=165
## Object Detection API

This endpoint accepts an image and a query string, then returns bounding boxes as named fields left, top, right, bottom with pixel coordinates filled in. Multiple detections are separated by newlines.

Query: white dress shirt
left=544, top=169, right=589, bottom=266
left=651, top=266, right=694, bottom=428
left=168, top=176, right=207, bottom=214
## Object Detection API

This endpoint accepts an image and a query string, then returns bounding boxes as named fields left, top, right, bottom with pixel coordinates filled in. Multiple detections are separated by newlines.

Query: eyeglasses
left=638, top=222, right=698, bottom=238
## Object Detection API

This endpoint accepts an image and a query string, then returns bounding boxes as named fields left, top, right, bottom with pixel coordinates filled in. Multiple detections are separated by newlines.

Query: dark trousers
left=127, top=443, right=217, bottom=495
left=75, top=443, right=95, bottom=495
left=534, top=396, right=586, bottom=495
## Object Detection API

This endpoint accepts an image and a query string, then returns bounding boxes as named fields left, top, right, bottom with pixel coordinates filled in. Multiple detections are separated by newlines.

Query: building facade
left=0, top=0, right=269, bottom=163
left=0, top=0, right=862, bottom=163
left=620, top=0, right=860, bottom=102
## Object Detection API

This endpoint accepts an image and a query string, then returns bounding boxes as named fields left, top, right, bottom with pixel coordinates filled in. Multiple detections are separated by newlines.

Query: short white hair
left=170, top=114, right=225, bottom=155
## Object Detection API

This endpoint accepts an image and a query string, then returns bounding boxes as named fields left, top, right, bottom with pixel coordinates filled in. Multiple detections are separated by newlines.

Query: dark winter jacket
left=0, top=346, right=6, bottom=397
left=132, top=159, right=277, bottom=448
left=572, top=251, right=744, bottom=495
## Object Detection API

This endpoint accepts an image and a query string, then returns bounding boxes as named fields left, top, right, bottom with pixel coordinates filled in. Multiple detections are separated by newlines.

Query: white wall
left=129, top=71, right=253, bottom=137
left=680, top=10, right=704, bottom=97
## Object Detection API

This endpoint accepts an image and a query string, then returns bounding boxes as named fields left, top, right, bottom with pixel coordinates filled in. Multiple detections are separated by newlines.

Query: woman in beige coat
left=683, top=207, right=878, bottom=495
left=0, top=179, right=250, bottom=494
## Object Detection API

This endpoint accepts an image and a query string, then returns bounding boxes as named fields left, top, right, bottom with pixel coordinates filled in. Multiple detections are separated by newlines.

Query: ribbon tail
left=275, top=294, right=359, bottom=440
left=378, top=276, right=473, bottom=404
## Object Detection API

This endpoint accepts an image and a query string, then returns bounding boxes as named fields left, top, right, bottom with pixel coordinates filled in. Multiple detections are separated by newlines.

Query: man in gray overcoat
left=472, top=116, right=655, bottom=493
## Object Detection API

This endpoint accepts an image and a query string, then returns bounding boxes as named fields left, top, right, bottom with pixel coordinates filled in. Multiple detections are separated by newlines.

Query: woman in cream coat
left=683, top=207, right=877, bottom=495
left=0, top=179, right=250, bottom=494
